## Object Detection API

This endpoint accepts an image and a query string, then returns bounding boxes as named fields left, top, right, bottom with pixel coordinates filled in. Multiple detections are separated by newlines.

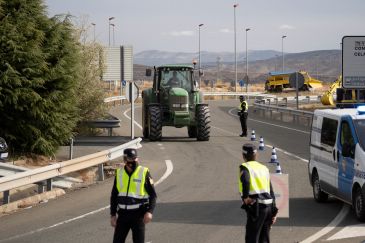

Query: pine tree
left=0, top=0, right=81, bottom=156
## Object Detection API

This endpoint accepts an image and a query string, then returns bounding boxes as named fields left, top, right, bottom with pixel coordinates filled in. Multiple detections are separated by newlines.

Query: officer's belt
left=118, top=203, right=144, bottom=210
left=257, top=199, right=273, bottom=205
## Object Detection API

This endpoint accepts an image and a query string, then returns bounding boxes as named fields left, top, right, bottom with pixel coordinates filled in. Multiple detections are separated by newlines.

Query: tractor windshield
left=160, top=69, right=193, bottom=90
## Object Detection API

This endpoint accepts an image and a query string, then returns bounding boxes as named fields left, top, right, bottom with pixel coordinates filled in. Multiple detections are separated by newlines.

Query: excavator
left=321, top=75, right=365, bottom=106
left=320, top=76, right=341, bottom=105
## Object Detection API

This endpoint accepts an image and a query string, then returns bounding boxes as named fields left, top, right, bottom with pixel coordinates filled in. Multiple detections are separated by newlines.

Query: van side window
left=340, top=121, right=355, bottom=158
left=321, top=117, right=338, bottom=147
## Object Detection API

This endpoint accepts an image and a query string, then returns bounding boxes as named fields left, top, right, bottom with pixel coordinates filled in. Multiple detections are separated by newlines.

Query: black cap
left=123, top=148, right=137, bottom=159
left=242, top=143, right=257, bottom=155
left=239, top=95, right=245, bottom=100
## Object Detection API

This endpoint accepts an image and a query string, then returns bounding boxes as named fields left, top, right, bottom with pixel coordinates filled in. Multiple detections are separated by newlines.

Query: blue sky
left=45, top=0, right=364, bottom=54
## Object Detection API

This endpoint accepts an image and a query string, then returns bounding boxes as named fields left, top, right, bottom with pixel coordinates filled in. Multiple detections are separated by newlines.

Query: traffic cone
left=250, top=130, right=256, bottom=141
left=275, top=162, right=282, bottom=174
left=259, top=136, right=265, bottom=151
left=270, top=147, right=278, bottom=163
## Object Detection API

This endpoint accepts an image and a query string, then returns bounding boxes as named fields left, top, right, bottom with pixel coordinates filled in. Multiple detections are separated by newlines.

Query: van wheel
left=312, top=172, right=328, bottom=202
left=353, top=187, right=365, bottom=222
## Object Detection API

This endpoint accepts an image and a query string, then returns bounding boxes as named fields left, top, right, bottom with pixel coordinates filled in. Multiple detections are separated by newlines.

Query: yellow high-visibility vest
left=238, top=101, right=248, bottom=112
left=238, top=161, right=270, bottom=196
left=116, top=166, right=149, bottom=200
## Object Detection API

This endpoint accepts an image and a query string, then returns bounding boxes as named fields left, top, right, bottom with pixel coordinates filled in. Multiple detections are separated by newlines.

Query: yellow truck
left=265, top=71, right=322, bottom=92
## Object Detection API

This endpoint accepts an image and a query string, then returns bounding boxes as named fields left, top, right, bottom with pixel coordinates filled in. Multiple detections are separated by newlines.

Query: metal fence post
left=98, top=164, right=105, bottom=181
left=3, top=190, right=10, bottom=204
left=46, top=179, right=53, bottom=191
left=69, top=138, right=74, bottom=160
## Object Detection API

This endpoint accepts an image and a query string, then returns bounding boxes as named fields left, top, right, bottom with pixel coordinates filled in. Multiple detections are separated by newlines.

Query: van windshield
left=354, top=120, right=365, bottom=149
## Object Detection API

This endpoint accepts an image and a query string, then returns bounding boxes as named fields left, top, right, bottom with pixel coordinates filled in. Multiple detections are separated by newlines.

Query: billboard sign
left=342, top=36, right=365, bottom=88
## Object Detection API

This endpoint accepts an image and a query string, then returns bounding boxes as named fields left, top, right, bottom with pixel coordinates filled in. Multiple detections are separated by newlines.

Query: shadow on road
left=153, top=197, right=344, bottom=227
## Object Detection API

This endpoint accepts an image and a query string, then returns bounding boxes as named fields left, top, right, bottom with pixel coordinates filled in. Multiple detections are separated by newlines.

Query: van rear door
left=314, top=116, right=339, bottom=194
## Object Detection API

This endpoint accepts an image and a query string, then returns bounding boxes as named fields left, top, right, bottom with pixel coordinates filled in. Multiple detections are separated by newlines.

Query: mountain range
left=133, top=49, right=342, bottom=84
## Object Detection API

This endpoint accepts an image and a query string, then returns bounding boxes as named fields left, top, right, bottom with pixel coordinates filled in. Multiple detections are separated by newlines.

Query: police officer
left=238, top=95, right=248, bottom=137
left=110, top=148, right=157, bottom=243
left=239, top=143, right=278, bottom=243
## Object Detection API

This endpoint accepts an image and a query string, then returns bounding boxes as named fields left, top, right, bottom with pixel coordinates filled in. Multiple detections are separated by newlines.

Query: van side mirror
left=146, top=69, right=152, bottom=77
left=342, top=142, right=354, bottom=158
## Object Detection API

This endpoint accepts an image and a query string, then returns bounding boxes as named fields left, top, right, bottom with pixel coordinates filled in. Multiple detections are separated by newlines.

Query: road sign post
left=125, top=81, right=139, bottom=139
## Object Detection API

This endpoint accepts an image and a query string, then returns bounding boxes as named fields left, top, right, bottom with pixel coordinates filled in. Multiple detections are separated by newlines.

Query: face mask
left=126, top=161, right=137, bottom=170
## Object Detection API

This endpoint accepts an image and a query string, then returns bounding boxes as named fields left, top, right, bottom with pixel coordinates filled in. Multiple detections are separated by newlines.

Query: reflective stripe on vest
left=116, top=166, right=149, bottom=200
left=239, top=161, right=270, bottom=196
left=238, top=101, right=248, bottom=111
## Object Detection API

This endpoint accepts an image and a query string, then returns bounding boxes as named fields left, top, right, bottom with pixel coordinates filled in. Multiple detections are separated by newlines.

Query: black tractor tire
left=148, top=106, right=162, bottom=141
left=196, top=106, right=211, bottom=141
left=187, top=126, right=197, bottom=138
left=312, top=171, right=328, bottom=202
left=353, top=186, right=365, bottom=222
left=142, top=105, right=149, bottom=139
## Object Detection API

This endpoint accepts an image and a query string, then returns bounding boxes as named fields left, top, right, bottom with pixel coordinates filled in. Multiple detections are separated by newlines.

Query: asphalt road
left=0, top=99, right=363, bottom=243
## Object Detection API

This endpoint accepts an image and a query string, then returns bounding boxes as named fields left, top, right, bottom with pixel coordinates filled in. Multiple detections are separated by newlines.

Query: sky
left=45, top=0, right=365, bottom=54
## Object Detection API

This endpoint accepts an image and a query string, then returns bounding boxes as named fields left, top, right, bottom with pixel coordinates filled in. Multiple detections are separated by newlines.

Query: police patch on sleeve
left=149, top=177, right=154, bottom=185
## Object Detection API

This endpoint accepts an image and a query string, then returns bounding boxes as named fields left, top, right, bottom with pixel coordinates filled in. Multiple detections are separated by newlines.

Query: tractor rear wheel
left=196, top=106, right=211, bottom=141
left=148, top=106, right=162, bottom=141
left=188, top=126, right=197, bottom=138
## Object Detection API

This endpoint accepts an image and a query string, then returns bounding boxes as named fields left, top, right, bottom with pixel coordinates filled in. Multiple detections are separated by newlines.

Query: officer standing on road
left=110, top=148, right=157, bottom=243
left=239, top=143, right=278, bottom=243
left=238, top=95, right=248, bottom=137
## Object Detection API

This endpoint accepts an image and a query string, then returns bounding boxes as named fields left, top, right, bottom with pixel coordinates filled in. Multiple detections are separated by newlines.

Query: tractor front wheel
left=196, top=106, right=211, bottom=141
left=148, top=106, right=162, bottom=141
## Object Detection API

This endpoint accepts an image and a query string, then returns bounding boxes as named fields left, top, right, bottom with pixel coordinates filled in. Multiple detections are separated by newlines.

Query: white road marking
left=1, top=107, right=173, bottom=242
left=326, top=223, right=365, bottom=241
left=228, top=107, right=310, bottom=135
left=123, top=107, right=143, bottom=130
left=224, top=106, right=349, bottom=242
left=300, top=205, right=350, bottom=243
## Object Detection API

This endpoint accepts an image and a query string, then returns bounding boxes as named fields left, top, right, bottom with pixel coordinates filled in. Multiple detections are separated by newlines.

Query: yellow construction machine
left=265, top=71, right=322, bottom=92
left=320, top=76, right=341, bottom=106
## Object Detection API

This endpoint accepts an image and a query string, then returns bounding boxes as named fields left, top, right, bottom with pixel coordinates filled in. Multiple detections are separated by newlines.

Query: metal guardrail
left=83, top=115, right=121, bottom=136
left=254, top=101, right=314, bottom=118
left=0, top=138, right=142, bottom=203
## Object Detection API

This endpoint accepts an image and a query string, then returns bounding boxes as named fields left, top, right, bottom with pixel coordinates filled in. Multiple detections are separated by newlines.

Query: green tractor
left=142, top=64, right=210, bottom=141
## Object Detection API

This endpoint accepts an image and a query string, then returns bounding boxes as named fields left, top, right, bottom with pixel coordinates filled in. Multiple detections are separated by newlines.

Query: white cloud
left=279, top=24, right=295, bottom=30
left=219, top=28, right=232, bottom=33
left=164, top=31, right=194, bottom=37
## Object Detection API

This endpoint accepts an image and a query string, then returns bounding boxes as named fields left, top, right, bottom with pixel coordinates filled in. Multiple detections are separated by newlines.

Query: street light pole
left=198, top=24, right=204, bottom=88
left=108, top=17, right=115, bottom=47
left=245, top=28, right=250, bottom=92
left=91, top=23, right=96, bottom=42
left=234, top=4, right=238, bottom=92
left=282, top=35, right=287, bottom=72
left=110, top=23, right=115, bottom=46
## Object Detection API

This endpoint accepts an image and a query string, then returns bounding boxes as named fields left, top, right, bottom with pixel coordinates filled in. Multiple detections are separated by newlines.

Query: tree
left=0, top=0, right=81, bottom=156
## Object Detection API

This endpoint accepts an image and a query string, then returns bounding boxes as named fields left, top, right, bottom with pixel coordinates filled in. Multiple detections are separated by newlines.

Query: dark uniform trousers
left=113, top=209, right=145, bottom=243
left=245, top=203, right=273, bottom=243
left=240, top=112, right=248, bottom=136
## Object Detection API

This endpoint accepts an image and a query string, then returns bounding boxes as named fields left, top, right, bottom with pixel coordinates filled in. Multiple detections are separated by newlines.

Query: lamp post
left=198, top=23, right=204, bottom=88
left=282, top=35, right=287, bottom=72
left=245, top=28, right=250, bottom=92
left=108, top=17, right=115, bottom=47
left=91, top=23, right=96, bottom=42
left=233, top=4, right=238, bottom=92
left=110, top=23, right=115, bottom=46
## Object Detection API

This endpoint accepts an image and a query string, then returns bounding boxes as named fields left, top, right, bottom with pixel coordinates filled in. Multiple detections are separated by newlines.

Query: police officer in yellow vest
left=239, top=144, right=278, bottom=243
left=110, top=148, right=157, bottom=243
left=238, top=95, right=248, bottom=137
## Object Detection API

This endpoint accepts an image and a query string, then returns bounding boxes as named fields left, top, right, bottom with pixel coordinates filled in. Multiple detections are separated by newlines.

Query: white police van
left=309, top=106, right=365, bottom=221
